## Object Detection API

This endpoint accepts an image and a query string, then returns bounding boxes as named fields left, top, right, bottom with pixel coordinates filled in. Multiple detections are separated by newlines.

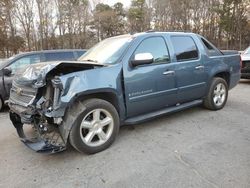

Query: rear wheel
left=203, top=77, right=228, bottom=110
left=68, top=99, right=120, bottom=154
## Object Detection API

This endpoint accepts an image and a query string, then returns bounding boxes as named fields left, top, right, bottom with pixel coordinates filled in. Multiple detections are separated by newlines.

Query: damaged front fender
left=8, top=60, right=123, bottom=154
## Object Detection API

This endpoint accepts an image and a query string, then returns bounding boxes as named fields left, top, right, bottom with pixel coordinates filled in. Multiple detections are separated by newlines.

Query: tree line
left=0, top=0, right=249, bottom=58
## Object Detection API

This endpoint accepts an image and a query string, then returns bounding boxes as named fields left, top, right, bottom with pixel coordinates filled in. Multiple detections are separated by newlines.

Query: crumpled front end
left=8, top=61, right=102, bottom=154
left=8, top=80, right=66, bottom=153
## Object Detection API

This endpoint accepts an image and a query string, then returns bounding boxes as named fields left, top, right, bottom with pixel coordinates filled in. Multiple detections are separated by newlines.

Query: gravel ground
left=0, top=80, right=250, bottom=188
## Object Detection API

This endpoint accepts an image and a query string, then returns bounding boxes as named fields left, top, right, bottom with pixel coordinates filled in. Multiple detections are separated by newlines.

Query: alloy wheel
left=213, top=83, right=226, bottom=107
left=79, top=108, right=114, bottom=147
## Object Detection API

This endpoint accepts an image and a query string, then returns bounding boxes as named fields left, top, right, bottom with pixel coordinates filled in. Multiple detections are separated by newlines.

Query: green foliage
left=214, top=0, right=250, bottom=48
left=128, top=0, right=151, bottom=33
left=93, top=2, right=126, bottom=40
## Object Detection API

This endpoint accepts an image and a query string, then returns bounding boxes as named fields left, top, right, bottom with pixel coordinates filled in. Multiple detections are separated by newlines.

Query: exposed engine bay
left=8, top=61, right=103, bottom=153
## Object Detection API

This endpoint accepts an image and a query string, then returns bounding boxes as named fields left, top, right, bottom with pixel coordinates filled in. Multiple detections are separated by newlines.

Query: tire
left=0, top=97, right=3, bottom=112
left=68, top=98, right=120, bottom=154
left=203, top=77, right=228, bottom=110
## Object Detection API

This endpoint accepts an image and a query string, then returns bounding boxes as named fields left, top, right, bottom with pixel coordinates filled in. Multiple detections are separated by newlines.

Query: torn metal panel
left=8, top=59, right=122, bottom=154
left=14, top=61, right=104, bottom=88
left=8, top=61, right=108, bottom=153
left=9, top=111, right=66, bottom=154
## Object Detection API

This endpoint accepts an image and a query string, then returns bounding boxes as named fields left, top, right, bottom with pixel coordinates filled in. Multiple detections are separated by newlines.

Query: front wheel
left=68, top=99, right=120, bottom=154
left=203, top=77, right=228, bottom=110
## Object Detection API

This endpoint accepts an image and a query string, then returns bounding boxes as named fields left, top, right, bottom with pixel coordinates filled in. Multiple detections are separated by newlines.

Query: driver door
left=123, top=36, right=178, bottom=117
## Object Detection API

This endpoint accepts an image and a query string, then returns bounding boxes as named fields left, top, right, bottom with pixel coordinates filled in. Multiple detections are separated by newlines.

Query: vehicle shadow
left=46, top=106, right=205, bottom=159
left=119, top=106, right=205, bottom=135
left=0, top=106, right=9, bottom=113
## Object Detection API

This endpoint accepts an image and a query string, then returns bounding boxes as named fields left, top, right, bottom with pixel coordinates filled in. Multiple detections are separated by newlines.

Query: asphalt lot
left=1, top=80, right=250, bottom=188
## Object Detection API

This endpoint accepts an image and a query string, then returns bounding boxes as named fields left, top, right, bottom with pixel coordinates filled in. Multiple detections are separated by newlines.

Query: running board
left=124, top=100, right=203, bottom=125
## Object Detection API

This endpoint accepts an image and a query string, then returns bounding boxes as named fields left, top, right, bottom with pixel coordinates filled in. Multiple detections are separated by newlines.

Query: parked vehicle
left=0, top=49, right=86, bottom=111
left=8, top=32, right=241, bottom=154
left=0, top=59, right=7, bottom=64
left=241, top=46, right=250, bottom=79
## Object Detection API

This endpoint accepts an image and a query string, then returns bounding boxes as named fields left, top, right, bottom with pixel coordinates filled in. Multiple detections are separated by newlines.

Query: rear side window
left=171, top=36, right=199, bottom=62
left=133, top=37, right=170, bottom=64
left=201, top=38, right=221, bottom=56
left=45, top=52, right=75, bottom=61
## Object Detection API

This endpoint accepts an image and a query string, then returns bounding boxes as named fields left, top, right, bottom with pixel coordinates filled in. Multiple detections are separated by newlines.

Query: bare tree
left=36, top=0, right=57, bottom=50
left=14, top=0, right=35, bottom=50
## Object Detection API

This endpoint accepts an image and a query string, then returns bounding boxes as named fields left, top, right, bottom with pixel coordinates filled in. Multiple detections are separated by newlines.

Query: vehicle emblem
left=16, top=88, right=22, bottom=96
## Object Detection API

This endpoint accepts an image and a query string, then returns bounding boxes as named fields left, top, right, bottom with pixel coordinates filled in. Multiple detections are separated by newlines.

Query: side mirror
left=3, top=67, right=12, bottom=76
left=131, top=53, right=154, bottom=67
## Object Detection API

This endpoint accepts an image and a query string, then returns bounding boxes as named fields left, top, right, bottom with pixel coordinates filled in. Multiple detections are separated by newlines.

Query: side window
left=201, top=38, right=221, bottom=56
left=171, top=36, right=199, bottom=62
left=9, top=54, right=41, bottom=73
left=133, top=37, right=170, bottom=64
left=45, top=52, right=75, bottom=61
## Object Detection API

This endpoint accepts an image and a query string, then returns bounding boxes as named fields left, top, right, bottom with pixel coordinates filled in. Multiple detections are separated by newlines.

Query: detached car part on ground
left=8, top=32, right=241, bottom=154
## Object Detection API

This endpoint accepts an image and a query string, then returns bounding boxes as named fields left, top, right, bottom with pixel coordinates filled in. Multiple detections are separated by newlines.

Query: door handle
left=195, top=65, right=204, bottom=70
left=163, top=70, right=175, bottom=75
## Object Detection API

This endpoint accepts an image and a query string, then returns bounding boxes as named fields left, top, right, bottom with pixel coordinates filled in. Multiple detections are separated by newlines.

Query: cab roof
left=132, top=31, right=195, bottom=37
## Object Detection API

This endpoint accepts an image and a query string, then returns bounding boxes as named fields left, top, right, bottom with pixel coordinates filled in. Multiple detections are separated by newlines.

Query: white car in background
left=241, top=46, right=250, bottom=79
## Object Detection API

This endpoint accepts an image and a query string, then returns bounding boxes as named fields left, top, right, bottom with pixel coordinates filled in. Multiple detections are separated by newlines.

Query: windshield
left=244, top=47, right=250, bottom=54
left=79, top=35, right=133, bottom=65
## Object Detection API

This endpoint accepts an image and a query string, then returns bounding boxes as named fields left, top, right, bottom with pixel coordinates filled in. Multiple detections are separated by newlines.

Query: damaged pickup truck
left=8, top=32, right=241, bottom=154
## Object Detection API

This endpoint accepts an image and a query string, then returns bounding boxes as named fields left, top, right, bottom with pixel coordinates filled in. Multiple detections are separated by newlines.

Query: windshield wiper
left=81, top=59, right=107, bottom=66
left=85, top=59, right=99, bottom=63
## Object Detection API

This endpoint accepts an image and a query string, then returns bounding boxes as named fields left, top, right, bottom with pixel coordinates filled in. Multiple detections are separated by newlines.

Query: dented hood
left=14, top=61, right=104, bottom=87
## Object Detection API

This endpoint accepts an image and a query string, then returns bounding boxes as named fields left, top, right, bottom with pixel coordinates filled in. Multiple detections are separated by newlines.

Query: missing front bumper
left=10, top=112, right=66, bottom=154
left=21, top=139, right=66, bottom=154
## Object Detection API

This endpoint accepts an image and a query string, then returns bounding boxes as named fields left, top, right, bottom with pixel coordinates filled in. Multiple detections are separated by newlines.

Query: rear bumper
left=9, top=111, right=66, bottom=154
left=229, top=72, right=241, bottom=90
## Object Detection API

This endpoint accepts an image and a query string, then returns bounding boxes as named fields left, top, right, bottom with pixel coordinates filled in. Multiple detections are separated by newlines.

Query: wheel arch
left=60, top=90, right=124, bottom=148
left=67, top=89, right=126, bottom=121
left=213, top=71, right=230, bottom=86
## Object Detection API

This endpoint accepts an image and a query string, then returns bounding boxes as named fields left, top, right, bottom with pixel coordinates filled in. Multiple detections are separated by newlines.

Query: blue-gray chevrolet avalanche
left=8, top=32, right=241, bottom=154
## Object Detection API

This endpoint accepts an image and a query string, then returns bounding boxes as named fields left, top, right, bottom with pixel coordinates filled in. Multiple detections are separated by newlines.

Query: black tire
left=203, top=77, right=228, bottom=110
left=68, top=98, right=120, bottom=154
left=0, top=97, right=3, bottom=112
